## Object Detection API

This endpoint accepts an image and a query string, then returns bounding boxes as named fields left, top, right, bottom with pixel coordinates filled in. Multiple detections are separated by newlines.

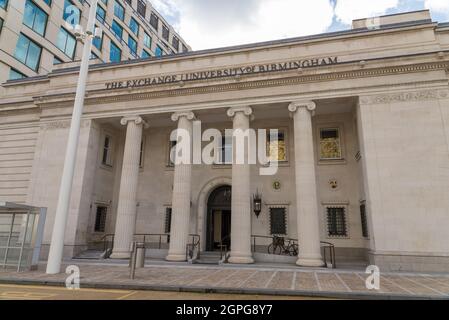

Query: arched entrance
left=206, top=185, right=232, bottom=251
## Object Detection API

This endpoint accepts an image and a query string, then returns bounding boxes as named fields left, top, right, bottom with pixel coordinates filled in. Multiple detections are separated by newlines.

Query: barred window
left=360, top=203, right=369, bottom=238
left=270, top=208, right=287, bottom=235
left=162, top=25, right=169, bottom=41
left=164, top=208, right=172, bottom=234
left=94, top=206, right=107, bottom=233
left=327, top=207, right=347, bottom=237
left=150, top=13, right=159, bottom=31
left=137, top=0, right=146, bottom=18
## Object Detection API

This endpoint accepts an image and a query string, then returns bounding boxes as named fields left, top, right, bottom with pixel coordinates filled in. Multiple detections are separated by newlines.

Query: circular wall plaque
left=272, top=181, right=281, bottom=191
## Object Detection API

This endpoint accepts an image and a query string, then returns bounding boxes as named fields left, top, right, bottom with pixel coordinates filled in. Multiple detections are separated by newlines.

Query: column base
left=110, top=251, right=131, bottom=259
left=296, top=257, right=325, bottom=268
left=166, top=254, right=187, bottom=262
left=228, top=254, right=254, bottom=264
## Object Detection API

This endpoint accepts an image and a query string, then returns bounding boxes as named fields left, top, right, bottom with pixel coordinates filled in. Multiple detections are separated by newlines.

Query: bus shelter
left=0, top=202, right=46, bottom=272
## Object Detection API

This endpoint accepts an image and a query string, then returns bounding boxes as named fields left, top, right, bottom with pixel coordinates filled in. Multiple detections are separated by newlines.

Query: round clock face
left=273, top=181, right=281, bottom=190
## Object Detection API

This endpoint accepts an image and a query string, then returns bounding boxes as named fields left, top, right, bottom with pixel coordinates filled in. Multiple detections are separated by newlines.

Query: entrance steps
left=192, top=251, right=222, bottom=265
left=74, top=249, right=110, bottom=260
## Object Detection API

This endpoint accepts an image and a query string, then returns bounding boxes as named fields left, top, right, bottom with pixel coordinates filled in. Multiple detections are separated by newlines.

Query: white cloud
left=424, top=0, right=449, bottom=18
left=151, top=0, right=334, bottom=50
left=334, top=0, right=400, bottom=25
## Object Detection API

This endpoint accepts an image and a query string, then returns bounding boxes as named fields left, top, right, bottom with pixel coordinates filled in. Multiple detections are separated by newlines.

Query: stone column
left=288, top=101, right=324, bottom=267
left=227, top=107, right=254, bottom=264
left=111, top=116, right=148, bottom=259
left=166, top=111, right=195, bottom=262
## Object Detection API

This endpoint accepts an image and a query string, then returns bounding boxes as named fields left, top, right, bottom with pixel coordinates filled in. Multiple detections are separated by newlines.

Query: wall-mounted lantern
left=253, top=190, right=262, bottom=218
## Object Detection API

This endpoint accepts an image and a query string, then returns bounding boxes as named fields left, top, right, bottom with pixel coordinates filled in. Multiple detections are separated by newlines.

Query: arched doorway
left=206, top=185, right=232, bottom=251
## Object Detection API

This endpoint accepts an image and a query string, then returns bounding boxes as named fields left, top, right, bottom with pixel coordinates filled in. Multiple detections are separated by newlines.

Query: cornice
left=33, top=61, right=449, bottom=109
left=360, top=88, right=449, bottom=105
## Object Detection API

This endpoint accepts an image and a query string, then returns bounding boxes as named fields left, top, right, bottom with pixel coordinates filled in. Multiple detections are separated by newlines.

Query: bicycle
left=267, top=236, right=298, bottom=256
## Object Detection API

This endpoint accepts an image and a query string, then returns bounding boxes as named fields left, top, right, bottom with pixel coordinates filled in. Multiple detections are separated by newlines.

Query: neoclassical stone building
left=1, top=10, right=449, bottom=272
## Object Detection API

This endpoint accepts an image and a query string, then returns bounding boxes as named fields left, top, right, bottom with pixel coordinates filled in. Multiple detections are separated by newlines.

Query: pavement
left=0, top=260, right=448, bottom=300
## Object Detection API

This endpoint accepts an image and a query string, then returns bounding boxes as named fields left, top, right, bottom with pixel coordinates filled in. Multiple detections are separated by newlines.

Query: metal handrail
left=218, top=235, right=230, bottom=263
left=185, top=234, right=201, bottom=261
left=251, top=235, right=337, bottom=269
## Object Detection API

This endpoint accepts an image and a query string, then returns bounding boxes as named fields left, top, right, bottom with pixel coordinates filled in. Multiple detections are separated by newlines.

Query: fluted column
left=288, top=101, right=324, bottom=267
left=227, top=107, right=254, bottom=264
left=111, top=116, right=148, bottom=259
left=166, top=111, right=195, bottom=262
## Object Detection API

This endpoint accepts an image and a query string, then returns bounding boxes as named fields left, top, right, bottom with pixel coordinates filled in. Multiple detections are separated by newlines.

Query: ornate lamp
left=253, top=190, right=262, bottom=218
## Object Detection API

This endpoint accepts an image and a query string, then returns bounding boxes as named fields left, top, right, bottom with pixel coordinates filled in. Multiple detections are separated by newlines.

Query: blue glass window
left=96, top=5, right=106, bottom=23
left=110, top=41, right=121, bottom=62
left=0, top=0, right=8, bottom=10
left=141, top=50, right=150, bottom=58
left=63, top=0, right=80, bottom=27
left=14, top=33, right=42, bottom=70
left=111, top=20, right=123, bottom=39
left=9, top=69, right=26, bottom=80
left=114, top=1, right=124, bottom=21
left=56, top=27, right=76, bottom=58
left=128, top=36, right=137, bottom=54
left=155, top=45, right=163, bottom=57
left=23, top=0, right=48, bottom=36
left=129, top=17, right=139, bottom=35
left=143, top=32, right=151, bottom=49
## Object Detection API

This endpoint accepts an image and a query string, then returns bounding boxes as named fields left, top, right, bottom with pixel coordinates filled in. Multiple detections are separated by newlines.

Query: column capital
left=227, top=106, right=253, bottom=118
left=120, top=116, right=149, bottom=128
left=288, top=101, right=316, bottom=114
left=171, top=111, right=196, bottom=122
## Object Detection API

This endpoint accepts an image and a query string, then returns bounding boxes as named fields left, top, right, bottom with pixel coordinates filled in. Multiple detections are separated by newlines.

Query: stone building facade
left=1, top=10, right=448, bottom=272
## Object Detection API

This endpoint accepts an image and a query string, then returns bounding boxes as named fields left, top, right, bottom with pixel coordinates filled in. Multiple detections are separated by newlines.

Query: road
left=0, top=284, right=324, bottom=300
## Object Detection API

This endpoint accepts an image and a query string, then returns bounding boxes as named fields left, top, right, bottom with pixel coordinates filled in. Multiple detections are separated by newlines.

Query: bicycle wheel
left=267, top=244, right=282, bottom=255
left=288, top=244, right=298, bottom=256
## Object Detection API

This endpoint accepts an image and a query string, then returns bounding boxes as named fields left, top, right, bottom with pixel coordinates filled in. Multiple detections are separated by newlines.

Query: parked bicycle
left=267, top=236, right=298, bottom=256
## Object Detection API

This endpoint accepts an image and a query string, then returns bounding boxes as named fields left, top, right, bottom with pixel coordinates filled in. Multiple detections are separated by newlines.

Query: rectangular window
left=327, top=207, right=348, bottom=237
left=165, top=208, right=172, bottom=234
left=0, top=0, right=8, bottom=10
left=111, top=20, right=123, bottom=39
left=360, top=202, right=369, bottom=238
left=9, top=68, right=26, bottom=80
left=162, top=25, right=169, bottom=41
left=53, top=56, right=62, bottom=65
left=23, top=0, right=48, bottom=36
left=128, top=36, right=137, bottom=54
left=14, top=33, right=42, bottom=70
left=63, top=0, right=80, bottom=27
left=182, top=44, right=188, bottom=53
left=92, top=25, right=103, bottom=50
left=149, top=13, right=158, bottom=31
left=137, top=0, right=146, bottom=18
left=143, top=32, right=151, bottom=49
left=320, top=128, right=342, bottom=160
left=267, top=129, right=287, bottom=162
left=129, top=17, right=139, bottom=35
left=155, top=45, right=163, bottom=57
left=94, top=206, right=108, bottom=233
left=168, top=140, right=176, bottom=167
left=102, top=135, right=113, bottom=166
left=56, top=27, right=76, bottom=58
left=218, top=135, right=232, bottom=165
left=96, top=5, right=106, bottom=23
left=172, top=36, right=179, bottom=51
left=141, top=50, right=150, bottom=58
left=270, top=208, right=287, bottom=235
left=110, top=41, right=121, bottom=62
left=114, top=1, right=124, bottom=21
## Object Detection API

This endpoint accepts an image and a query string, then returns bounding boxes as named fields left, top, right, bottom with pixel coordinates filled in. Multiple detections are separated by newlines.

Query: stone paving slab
left=0, top=261, right=449, bottom=300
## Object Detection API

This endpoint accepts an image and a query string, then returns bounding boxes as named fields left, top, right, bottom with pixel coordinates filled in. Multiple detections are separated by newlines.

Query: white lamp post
left=46, top=0, right=100, bottom=274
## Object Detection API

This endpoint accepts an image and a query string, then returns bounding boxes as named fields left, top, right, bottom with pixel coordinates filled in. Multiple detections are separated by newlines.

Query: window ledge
left=318, top=159, right=347, bottom=166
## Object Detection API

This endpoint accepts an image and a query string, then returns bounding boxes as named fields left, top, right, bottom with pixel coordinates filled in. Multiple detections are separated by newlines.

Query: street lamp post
left=46, top=0, right=100, bottom=274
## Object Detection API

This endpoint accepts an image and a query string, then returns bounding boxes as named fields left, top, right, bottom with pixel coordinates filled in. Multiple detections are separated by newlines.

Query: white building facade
left=1, top=10, right=449, bottom=272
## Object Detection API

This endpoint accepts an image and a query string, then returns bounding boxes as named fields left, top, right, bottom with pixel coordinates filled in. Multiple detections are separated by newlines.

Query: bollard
left=135, top=242, right=146, bottom=269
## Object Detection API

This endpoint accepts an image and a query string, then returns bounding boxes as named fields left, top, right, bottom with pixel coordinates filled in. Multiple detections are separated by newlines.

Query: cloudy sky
left=150, top=0, right=449, bottom=50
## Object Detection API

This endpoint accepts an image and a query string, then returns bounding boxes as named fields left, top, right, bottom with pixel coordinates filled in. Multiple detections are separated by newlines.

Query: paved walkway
left=1, top=261, right=449, bottom=299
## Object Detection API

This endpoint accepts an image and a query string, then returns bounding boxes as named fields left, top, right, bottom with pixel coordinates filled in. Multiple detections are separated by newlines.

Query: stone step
left=74, top=250, right=107, bottom=260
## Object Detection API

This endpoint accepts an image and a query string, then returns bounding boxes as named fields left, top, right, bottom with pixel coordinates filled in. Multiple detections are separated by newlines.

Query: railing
left=185, top=234, right=201, bottom=262
left=218, top=235, right=230, bottom=263
left=251, top=235, right=337, bottom=269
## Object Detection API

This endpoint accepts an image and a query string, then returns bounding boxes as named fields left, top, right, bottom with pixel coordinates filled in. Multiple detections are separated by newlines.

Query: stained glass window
left=320, top=128, right=342, bottom=160
left=267, top=129, right=287, bottom=162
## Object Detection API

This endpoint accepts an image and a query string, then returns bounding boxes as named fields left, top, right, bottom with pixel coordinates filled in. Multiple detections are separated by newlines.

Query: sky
left=149, top=0, right=449, bottom=51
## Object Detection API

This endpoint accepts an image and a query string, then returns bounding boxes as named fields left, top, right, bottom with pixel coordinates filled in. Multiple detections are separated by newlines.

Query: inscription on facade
left=105, top=57, right=338, bottom=90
